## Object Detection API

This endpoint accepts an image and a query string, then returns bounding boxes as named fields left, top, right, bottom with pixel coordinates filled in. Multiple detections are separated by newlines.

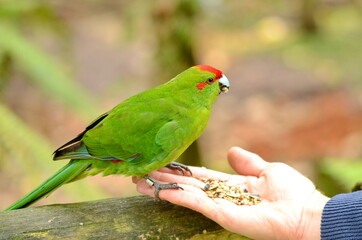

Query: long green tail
left=4, top=160, right=90, bottom=211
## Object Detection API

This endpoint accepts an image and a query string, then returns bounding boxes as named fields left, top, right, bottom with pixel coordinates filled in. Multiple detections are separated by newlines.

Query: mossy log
left=0, top=195, right=250, bottom=240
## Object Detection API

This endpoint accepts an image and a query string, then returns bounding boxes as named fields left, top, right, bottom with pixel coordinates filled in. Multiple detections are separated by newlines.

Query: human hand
left=133, top=147, right=329, bottom=240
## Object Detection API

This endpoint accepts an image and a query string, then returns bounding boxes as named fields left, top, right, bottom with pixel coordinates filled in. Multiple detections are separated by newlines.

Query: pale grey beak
left=219, top=74, right=230, bottom=93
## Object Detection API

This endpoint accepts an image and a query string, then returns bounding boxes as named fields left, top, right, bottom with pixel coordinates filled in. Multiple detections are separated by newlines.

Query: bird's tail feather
left=4, top=160, right=90, bottom=211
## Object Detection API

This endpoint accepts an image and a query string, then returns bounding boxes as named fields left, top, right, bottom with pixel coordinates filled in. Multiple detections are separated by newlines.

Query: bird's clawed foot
left=144, top=175, right=183, bottom=201
left=166, top=162, right=192, bottom=176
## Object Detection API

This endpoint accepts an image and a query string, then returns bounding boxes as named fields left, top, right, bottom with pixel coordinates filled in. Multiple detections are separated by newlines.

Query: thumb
left=227, top=147, right=268, bottom=177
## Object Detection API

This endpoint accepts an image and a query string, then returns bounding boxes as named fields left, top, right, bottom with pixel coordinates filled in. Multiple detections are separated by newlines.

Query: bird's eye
left=206, top=78, right=214, bottom=84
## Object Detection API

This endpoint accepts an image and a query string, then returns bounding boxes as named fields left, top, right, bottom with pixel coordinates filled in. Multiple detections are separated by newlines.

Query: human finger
left=148, top=171, right=207, bottom=189
left=132, top=176, right=141, bottom=184
left=158, top=166, right=231, bottom=180
left=156, top=168, right=253, bottom=193
left=227, top=147, right=268, bottom=177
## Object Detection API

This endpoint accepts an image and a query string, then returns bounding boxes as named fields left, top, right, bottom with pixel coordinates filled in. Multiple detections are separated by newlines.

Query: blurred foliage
left=0, top=0, right=106, bottom=207
left=152, top=0, right=200, bottom=81
left=0, top=103, right=106, bottom=202
left=317, top=158, right=362, bottom=197
left=0, top=103, right=53, bottom=179
left=0, top=0, right=99, bottom=118
left=275, top=5, right=362, bottom=88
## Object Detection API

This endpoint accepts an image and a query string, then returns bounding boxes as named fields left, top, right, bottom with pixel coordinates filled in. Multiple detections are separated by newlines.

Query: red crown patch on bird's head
left=194, top=65, right=223, bottom=79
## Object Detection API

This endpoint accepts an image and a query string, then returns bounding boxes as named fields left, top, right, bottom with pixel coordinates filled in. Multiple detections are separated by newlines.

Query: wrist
left=298, top=190, right=330, bottom=240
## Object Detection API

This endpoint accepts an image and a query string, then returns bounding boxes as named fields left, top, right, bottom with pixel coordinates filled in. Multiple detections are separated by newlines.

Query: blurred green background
left=1, top=0, right=362, bottom=209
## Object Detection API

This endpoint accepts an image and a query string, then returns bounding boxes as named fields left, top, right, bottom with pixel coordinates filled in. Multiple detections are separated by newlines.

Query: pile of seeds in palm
left=198, top=178, right=262, bottom=206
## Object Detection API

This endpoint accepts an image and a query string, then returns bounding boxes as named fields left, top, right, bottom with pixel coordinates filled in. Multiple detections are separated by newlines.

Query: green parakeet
left=4, top=65, right=229, bottom=211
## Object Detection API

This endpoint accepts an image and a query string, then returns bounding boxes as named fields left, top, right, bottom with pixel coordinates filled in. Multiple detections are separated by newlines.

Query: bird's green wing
left=54, top=111, right=141, bottom=162
left=53, top=112, right=109, bottom=160
left=155, top=120, right=183, bottom=150
left=81, top=105, right=166, bottom=162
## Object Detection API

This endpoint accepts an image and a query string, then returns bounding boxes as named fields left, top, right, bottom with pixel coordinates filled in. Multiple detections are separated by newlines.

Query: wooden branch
left=0, top=195, right=250, bottom=240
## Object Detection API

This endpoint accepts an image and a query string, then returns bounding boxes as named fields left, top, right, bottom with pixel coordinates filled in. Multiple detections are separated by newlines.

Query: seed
left=197, top=177, right=262, bottom=206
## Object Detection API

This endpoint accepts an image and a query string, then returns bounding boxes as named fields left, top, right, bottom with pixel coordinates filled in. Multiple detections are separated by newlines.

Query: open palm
left=134, top=147, right=329, bottom=240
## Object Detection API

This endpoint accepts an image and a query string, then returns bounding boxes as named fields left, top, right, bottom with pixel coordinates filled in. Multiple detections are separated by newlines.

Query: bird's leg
left=144, top=175, right=183, bottom=201
left=165, top=162, right=193, bottom=176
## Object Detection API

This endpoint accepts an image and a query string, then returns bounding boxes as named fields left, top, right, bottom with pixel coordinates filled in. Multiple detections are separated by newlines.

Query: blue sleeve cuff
left=321, top=191, right=362, bottom=239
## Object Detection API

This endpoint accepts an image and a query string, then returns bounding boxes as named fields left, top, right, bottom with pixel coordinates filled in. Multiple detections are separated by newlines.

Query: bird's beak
left=219, top=74, right=230, bottom=94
